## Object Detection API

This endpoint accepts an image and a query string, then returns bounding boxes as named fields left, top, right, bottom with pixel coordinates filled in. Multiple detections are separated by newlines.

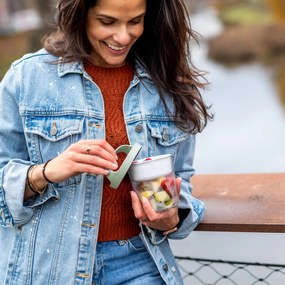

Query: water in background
left=194, top=55, right=285, bottom=174
left=192, top=7, right=285, bottom=175
left=170, top=6, right=285, bottom=270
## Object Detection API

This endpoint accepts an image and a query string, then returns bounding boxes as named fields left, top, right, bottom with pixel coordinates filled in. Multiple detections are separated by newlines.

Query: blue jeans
left=92, top=235, right=166, bottom=285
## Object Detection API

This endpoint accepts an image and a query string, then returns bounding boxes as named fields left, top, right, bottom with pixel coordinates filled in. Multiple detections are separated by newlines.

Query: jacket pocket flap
left=147, top=121, right=188, bottom=146
left=25, top=115, right=83, bottom=141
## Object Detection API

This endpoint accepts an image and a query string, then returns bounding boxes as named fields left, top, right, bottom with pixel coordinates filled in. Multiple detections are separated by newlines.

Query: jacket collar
left=58, top=60, right=84, bottom=77
left=57, top=58, right=151, bottom=79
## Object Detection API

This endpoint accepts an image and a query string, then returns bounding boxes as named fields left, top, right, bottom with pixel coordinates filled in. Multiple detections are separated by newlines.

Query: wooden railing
left=192, top=173, right=285, bottom=232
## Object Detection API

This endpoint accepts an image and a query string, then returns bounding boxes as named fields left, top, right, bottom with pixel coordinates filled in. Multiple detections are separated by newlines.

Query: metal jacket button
left=135, top=124, right=143, bottom=133
left=163, top=263, right=169, bottom=272
left=50, top=122, right=58, bottom=136
left=162, top=127, right=169, bottom=141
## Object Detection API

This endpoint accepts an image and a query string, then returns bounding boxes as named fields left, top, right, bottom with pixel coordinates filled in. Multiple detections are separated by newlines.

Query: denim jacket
left=0, top=49, right=205, bottom=285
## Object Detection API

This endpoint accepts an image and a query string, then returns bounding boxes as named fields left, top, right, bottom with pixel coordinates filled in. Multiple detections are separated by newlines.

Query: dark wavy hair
left=43, top=0, right=212, bottom=133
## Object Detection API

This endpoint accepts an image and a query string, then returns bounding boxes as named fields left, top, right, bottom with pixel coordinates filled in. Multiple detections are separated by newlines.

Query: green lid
left=106, top=142, right=142, bottom=189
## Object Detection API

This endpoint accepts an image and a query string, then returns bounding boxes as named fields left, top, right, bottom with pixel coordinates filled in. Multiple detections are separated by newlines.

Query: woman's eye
left=99, top=19, right=114, bottom=26
left=130, top=18, right=143, bottom=25
left=130, top=20, right=140, bottom=25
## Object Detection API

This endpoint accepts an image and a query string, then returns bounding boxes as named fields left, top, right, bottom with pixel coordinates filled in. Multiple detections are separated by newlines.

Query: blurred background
left=186, top=0, right=285, bottom=175
left=0, top=0, right=57, bottom=79
left=1, top=0, right=285, bottom=284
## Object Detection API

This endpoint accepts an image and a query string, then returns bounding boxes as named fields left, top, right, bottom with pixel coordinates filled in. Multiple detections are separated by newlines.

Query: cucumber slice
left=153, top=191, right=171, bottom=202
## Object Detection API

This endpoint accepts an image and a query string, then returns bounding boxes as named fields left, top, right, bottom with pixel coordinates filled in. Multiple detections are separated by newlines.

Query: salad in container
left=128, top=154, right=178, bottom=212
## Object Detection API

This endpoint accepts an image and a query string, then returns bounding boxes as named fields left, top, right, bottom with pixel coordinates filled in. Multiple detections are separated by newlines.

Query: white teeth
left=106, top=43, right=126, bottom=51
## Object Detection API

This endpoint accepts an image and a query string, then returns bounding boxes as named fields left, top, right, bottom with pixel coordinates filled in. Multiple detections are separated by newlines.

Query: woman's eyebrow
left=96, top=14, right=115, bottom=19
left=96, top=12, right=145, bottom=20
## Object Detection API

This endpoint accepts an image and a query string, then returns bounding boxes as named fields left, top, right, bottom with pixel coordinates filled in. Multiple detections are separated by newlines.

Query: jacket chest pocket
left=146, top=120, right=189, bottom=158
left=25, top=115, right=84, bottom=162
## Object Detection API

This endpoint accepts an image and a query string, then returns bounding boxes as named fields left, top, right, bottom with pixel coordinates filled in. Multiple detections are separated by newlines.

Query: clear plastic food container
left=128, top=154, right=178, bottom=212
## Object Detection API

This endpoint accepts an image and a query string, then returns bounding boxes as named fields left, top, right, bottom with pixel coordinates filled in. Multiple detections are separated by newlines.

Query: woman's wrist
left=162, top=226, right=178, bottom=236
left=26, top=165, right=46, bottom=195
left=26, top=162, right=52, bottom=196
left=42, top=159, right=54, bottom=183
left=162, top=215, right=180, bottom=236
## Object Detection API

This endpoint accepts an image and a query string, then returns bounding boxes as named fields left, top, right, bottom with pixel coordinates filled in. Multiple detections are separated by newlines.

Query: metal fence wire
left=175, top=256, right=285, bottom=285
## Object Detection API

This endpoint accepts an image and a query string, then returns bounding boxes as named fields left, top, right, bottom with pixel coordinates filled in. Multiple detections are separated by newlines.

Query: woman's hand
left=44, top=139, right=118, bottom=183
left=131, top=178, right=182, bottom=232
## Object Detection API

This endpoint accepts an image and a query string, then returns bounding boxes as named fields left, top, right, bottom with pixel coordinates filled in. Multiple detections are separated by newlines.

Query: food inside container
left=129, top=154, right=178, bottom=212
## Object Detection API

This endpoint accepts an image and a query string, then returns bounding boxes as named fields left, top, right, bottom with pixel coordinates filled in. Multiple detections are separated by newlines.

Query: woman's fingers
left=44, top=139, right=118, bottom=182
left=72, top=150, right=118, bottom=172
left=131, top=191, right=149, bottom=221
left=176, top=177, right=182, bottom=196
left=131, top=177, right=182, bottom=231
left=131, top=191, right=179, bottom=231
left=71, top=139, right=118, bottom=161
left=75, top=140, right=118, bottom=174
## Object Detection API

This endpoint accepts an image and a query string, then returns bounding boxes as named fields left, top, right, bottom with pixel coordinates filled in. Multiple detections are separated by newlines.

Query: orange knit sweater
left=85, top=63, right=141, bottom=241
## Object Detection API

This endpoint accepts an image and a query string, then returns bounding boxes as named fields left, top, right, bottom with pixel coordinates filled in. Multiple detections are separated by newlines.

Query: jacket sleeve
left=0, top=66, right=30, bottom=227
left=171, top=134, right=206, bottom=239
left=143, top=134, right=205, bottom=243
left=0, top=65, right=58, bottom=228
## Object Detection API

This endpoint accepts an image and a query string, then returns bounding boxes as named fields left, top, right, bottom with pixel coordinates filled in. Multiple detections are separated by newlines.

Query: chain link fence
left=175, top=256, right=285, bottom=285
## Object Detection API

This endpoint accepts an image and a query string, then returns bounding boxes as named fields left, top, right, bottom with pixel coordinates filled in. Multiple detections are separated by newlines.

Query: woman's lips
left=103, top=41, right=128, bottom=54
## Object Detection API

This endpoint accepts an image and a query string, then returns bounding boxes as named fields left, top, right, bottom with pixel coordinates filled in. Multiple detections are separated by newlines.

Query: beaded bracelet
left=42, top=159, right=54, bottom=184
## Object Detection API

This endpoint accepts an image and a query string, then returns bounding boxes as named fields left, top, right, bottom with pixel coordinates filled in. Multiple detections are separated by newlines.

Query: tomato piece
left=144, top=157, right=152, bottom=161
left=160, top=177, right=175, bottom=198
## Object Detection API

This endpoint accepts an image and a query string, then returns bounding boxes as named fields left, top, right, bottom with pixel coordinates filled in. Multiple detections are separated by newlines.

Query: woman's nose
left=113, top=26, right=131, bottom=45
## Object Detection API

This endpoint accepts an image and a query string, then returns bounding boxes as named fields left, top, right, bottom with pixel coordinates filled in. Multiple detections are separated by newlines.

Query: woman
left=0, top=0, right=211, bottom=284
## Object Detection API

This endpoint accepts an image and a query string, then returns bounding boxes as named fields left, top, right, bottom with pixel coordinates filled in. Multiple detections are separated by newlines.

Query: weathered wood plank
left=192, top=173, right=285, bottom=232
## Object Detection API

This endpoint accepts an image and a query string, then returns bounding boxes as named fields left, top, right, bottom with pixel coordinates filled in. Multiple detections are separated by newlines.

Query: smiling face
left=86, top=0, right=146, bottom=68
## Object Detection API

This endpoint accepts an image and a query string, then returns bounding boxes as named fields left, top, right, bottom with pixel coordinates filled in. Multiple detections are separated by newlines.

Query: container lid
left=106, top=142, right=142, bottom=189
left=129, top=154, right=173, bottom=181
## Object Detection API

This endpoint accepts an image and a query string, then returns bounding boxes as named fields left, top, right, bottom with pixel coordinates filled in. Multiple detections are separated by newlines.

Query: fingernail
left=112, top=163, right=118, bottom=169
left=142, top=197, right=148, bottom=203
